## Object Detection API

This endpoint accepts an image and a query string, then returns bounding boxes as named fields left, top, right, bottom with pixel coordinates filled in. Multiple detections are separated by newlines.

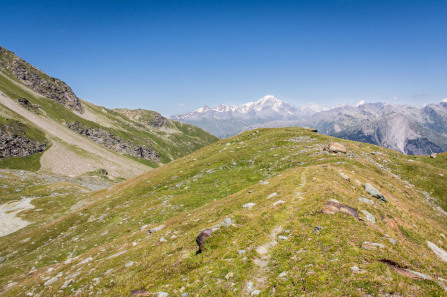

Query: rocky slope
left=0, top=119, right=47, bottom=158
left=0, top=46, right=83, bottom=113
left=1, top=127, right=446, bottom=296
left=0, top=45, right=218, bottom=178
left=173, top=97, right=447, bottom=155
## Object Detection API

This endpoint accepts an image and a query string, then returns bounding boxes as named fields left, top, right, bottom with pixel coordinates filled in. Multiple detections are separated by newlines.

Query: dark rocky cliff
left=0, top=46, right=84, bottom=113
left=66, top=121, right=160, bottom=162
left=0, top=121, right=47, bottom=158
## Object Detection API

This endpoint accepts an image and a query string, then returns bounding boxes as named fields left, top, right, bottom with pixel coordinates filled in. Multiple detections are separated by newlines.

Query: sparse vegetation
left=0, top=127, right=446, bottom=296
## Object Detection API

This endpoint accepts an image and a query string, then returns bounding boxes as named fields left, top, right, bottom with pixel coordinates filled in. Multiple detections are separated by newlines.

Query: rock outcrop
left=196, top=229, right=213, bottom=254
left=66, top=121, right=160, bottom=161
left=0, top=46, right=83, bottom=113
left=0, top=122, right=46, bottom=157
left=147, top=112, right=169, bottom=128
left=324, top=142, right=347, bottom=154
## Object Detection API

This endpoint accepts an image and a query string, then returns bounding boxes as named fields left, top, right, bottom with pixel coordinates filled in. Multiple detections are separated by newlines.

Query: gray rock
left=385, top=238, right=396, bottom=245
left=267, top=193, right=277, bottom=199
left=156, top=293, right=169, bottom=297
left=406, top=270, right=432, bottom=280
left=125, top=261, right=134, bottom=267
left=238, top=250, right=246, bottom=255
left=427, top=241, right=447, bottom=262
left=278, top=235, right=288, bottom=240
left=339, top=172, right=350, bottom=181
left=0, top=256, right=6, bottom=263
left=242, top=203, right=256, bottom=210
left=431, top=153, right=437, bottom=158
left=272, top=200, right=285, bottom=206
left=148, top=224, right=166, bottom=234
left=61, top=279, right=73, bottom=289
left=364, top=183, right=387, bottom=202
left=358, top=197, right=374, bottom=205
left=44, top=274, right=60, bottom=286
left=361, top=210, right=375, bottom=224
left=251, top=290, right=261, bottom=296
left=181, top=293, right=189, bottom=297
left=222, top=217, right=233, bottom=227
left=361, top=242, right=385, bottom=250
left=211, top=217, right=234, bottom=231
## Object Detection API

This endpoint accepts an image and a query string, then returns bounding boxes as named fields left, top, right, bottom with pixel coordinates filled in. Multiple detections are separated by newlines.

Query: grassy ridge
left=0, top=128, right=446, bottom=296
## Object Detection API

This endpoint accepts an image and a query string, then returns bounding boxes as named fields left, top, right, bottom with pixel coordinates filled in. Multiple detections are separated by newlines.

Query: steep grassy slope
left=0, top=127, right=446, bottom=296
left=0, top=46, right=218, bottom=177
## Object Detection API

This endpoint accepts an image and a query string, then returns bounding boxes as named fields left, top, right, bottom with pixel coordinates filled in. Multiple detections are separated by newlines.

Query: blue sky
left=1, top=0, right=447, bottom=115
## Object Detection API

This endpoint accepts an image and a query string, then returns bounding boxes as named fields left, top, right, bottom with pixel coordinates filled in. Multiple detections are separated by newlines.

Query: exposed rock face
left=0, top=46, right=83, bottom=112
left=66, top=121, right=160, bottom=161
left=0, top=123, right=46, bottom=157
left=322, top=201, right=359, bottom=218
left=147, top=112, right=169, bottom=128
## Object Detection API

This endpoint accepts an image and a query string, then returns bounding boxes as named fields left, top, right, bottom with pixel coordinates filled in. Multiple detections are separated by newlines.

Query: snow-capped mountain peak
left=356, top=99, right=367, bottom=107
left=172, top=95, right=298, bottom=120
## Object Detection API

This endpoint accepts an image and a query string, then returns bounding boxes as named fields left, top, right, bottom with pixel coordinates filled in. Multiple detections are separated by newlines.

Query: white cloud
left=441, top=98, right=447, bottom=103
left=392, top=96, right=399, bottom=101
left=177, top=103, right=185, bottom=107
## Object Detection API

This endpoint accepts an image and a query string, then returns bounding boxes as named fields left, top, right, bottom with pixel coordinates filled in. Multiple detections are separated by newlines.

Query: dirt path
left=0, top=91, right=150, bottom=178
left=243, top=169, right=309, bottom=295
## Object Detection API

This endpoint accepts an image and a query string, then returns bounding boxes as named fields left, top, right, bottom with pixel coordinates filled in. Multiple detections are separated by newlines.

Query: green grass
left=0, top=151, right=44, bottom=171
left=0, top=127, right=446, bottom=296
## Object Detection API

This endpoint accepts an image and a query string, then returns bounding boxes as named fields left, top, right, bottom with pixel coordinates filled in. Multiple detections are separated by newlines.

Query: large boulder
left=364, top=183, right=387, bottom=202
left=196, top=229, right=213, bottom=254
left=324, top=142, right=347, bottom=154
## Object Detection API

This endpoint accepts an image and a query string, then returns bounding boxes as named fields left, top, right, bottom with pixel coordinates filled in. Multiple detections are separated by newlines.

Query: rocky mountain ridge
left=0, top=46, right=84, bottom=113
left=0, top=45, right=218, bottom=178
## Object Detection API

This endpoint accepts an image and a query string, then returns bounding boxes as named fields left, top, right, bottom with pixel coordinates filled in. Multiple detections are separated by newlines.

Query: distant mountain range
left=172, top=96, right=447, bottom=155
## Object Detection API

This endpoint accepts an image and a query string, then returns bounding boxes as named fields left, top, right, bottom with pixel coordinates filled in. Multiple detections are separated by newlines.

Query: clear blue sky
left=1, top=0, right=447, bottom=115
